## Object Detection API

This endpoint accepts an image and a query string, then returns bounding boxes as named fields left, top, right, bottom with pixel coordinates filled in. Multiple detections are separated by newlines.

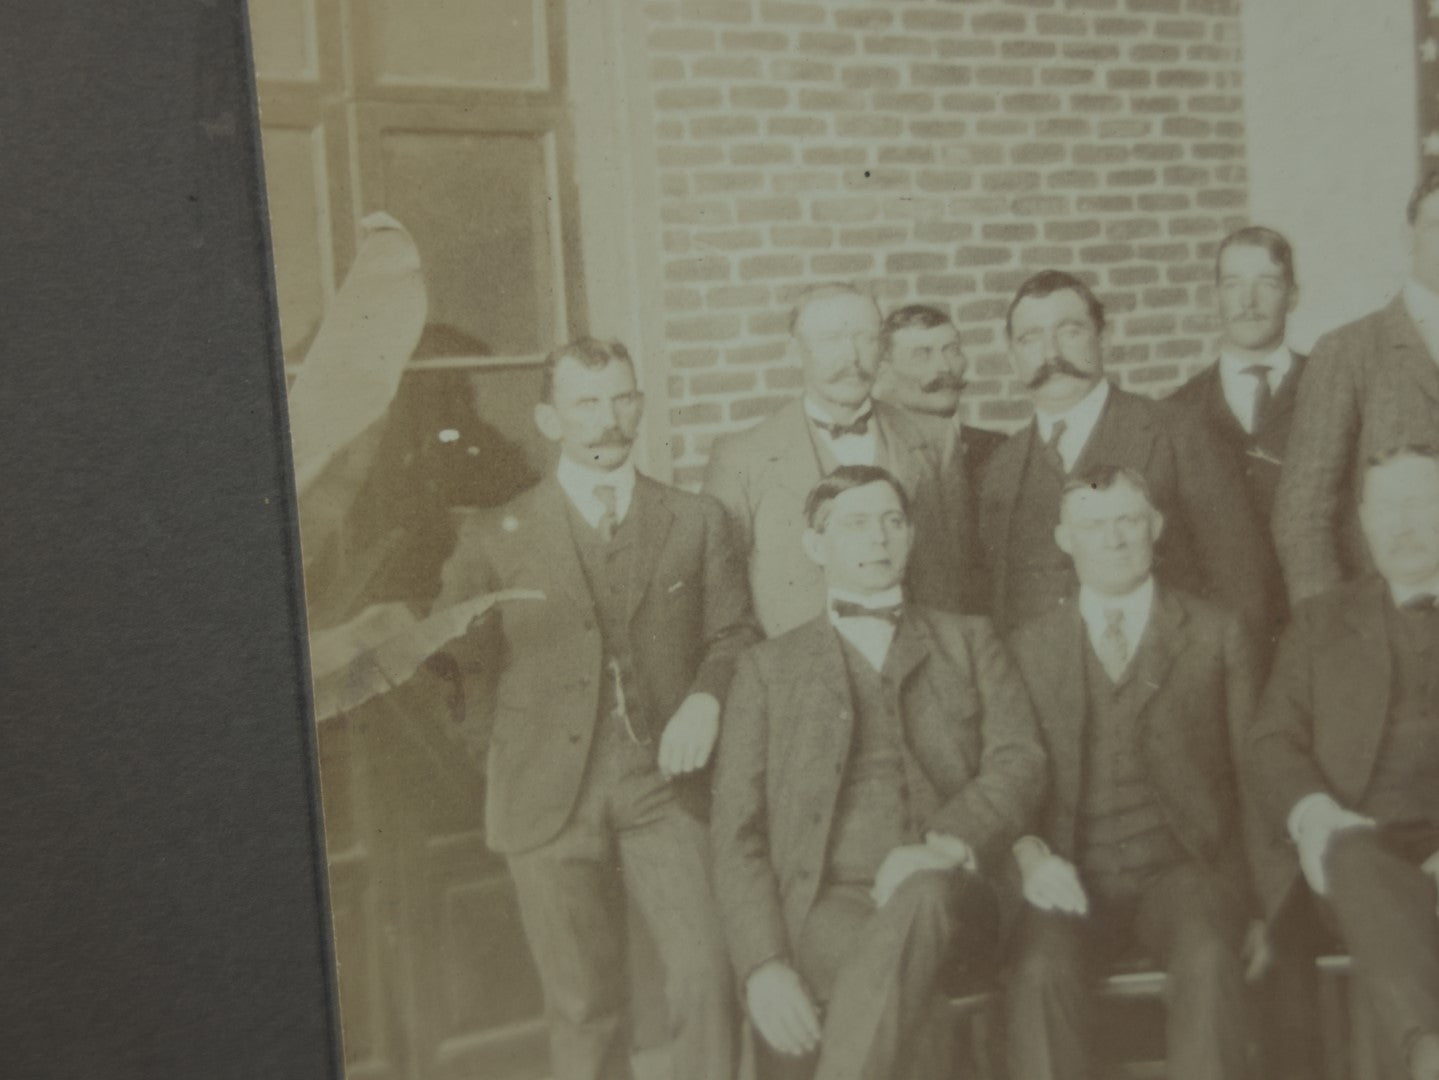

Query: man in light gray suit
left=703, top=285, right=973, bottom=637
left=1274, top=171, right=1439, bottom=604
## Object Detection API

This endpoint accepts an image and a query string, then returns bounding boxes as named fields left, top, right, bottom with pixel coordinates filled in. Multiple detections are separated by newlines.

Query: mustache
left=1026, top=357, right=1091, bottom=390
left=588, top=428, right=633, bottom=448
left=921, top=372, right=969, bottom=394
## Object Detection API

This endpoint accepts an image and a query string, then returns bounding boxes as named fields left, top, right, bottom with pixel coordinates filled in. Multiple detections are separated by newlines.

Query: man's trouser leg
left=1134, top=861, right=1250, bottom=1080
left=1003, top=907, right=1091, bottom=1080
left=1325, top=828, right=1439, bottom=1071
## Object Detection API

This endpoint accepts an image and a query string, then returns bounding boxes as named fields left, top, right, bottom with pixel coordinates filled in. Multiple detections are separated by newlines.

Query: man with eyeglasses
left=704, top=284, right=972, bottom=637
left=432, top=337, right=759, bottom=1080
left=977, top=269, right=1269, bottom=635
left=1249, top=445, right=1439, bottom=1080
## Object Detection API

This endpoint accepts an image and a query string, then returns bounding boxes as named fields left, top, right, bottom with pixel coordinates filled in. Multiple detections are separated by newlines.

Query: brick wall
left=638, top=0, right=1249, bottom=486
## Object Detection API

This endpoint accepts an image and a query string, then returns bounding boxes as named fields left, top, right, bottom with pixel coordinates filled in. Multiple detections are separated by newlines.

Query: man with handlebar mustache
left=976, top=269, right=1271, bottom=636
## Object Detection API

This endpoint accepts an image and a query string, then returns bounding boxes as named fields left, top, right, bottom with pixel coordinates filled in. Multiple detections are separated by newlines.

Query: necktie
left=594, top=483, right=618, bottom=542
left=1042, top=419, right=1068, bottom=474
left=816, top=410, right=872, bottom=439
left=832, top=599, right=904, bottom=626
left=1242, top=363, right=1272, bottom=434
left=1096, top=607, right=1130, bottom=683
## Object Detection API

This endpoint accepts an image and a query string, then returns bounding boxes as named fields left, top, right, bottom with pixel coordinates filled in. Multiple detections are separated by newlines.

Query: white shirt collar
left=827, top=585, right=903, bottom=672
left=1077, top=575, right=1155, bottom=664
left=555, top=455, right=637, bottom=530
left=1217, top=344, right=1293, bottom=433
left=1033, top=378, right=1110, bottom=472
left=803, top=395, right=880, bottom=466
left=1403, top=280, right=1439, bottom=364
left=1389, top=571, right=1439, bottom=609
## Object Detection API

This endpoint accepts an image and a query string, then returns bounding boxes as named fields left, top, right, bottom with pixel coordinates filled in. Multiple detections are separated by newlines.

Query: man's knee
left=1167, top=923, right=1244, bottom=996
left=1006, top=928, right=1085, bottom=1004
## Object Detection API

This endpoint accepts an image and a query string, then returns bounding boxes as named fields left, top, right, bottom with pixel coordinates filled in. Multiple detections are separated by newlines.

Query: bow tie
left=832, top=599, right=904, bottom=625
left=814, top=410, right=872, bottom=439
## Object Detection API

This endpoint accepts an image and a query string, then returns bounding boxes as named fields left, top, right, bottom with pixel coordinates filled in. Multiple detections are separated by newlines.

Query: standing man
left=703, top=284, right=973, bottom=637
left=1248, top=446, right=1439, bottom=1080
left=1004, top=467, right=1264, bottom=1080
left=435, top=338, right=756, bottom=1080
left=1166, top=225, right=1305, bottom=640
left=711, top=465, right=1046, bottom=1080
left=1275, top=171, right=1439, bottom=604
left=874, top=303, right=1007, bottom=478
left=979, top=269, right=1270, bottom=634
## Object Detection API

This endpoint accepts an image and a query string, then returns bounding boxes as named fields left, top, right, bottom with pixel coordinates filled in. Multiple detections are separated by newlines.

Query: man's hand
left=1014, top=837, right=1088, bottom=916
left=658, top=692, right=720, bottom=779
left=1242, top=919, right=1273, bottom=983
left=1291, top=795, right=1374, bottom=896
left=1422, top=850, right=1439, bottom=916
left=871, top=843, right=955, bottom=908
left=745, top=960, right=822, bottom=1058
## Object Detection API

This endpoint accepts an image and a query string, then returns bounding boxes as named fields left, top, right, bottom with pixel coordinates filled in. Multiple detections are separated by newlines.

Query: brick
left=812, top=253, right=876, bottom=275
left=936, top=39, right=999, bottom=60
left=901, top=9, right=966, bottom=32
left=1132, top=95, right=1182, bottom=114
left=881, top=195, right=945, bottom=222
left=1098, top=119, right=1151, bottom=139
left=748, top=310, right=790, bottom=335
left=1109, top=266, right=1161, bottom=286
left=672, top=402, right=723, bottom=426
left=1161, top=115, right=1211, bottom=139
left=1046, top=169, right=1100, bottom=189
left=677, top=0, right=753, bottom=21
left=916, top=169, right=974, bottom=193
left=670, top=347, right=721, bottom=370
left=1194, top=142, right=1244, bottom=160
left=939, top=92, right=997, bottom=114
left=976, top=118, right=1030, bottom=137
left=798, top=89, right=869, bottom=112
left=721, top=30, right=790, bottom=52
left=1138, top=193, right=1190, bottom=212
left=972, top=11, right=1028, bottom=33
left=835, top=9, right=893, bottom=31
left=980, top=171, right=1042, bottom=194
left=1135, top=242, right=1189, bottom=262
left=772, top=170, right=839, bottom=194
left=1036, top=12, right=1089, bottom=33
left=1155, top=18, right=1207, bottom=39
left=660, top=200, right=733, bottom=225
left=1126, top=315, right=1179, bottom=336
left=1064, top=42, right=1122, bottom=62
left=1002, top=40, right=1058, bottom=60
left=1041, top=68, right=1096, bottom=87
left=648, top=27, right=717, bottom=51
left=1157, top=68, right=1209, bottom=89
left=1197, top=188, right=1246, bottom=210
left=984, top=268, right=1040, bottom=295
left=727, top=342, right=786, bottom=366
left=838, top=225, right=908, bottom=247
left=910, top=120, right=970, bottom=140
left=1036, top=118, right=1091, bottom=137
left=910, top=63, right=973, bottom=90
left=913, top=223, right=974, bottom=244
left=1130, top=43, right=1182, bottom=62
left=1003, top=93, right=1064, bottom=113
left=1163, top=165, right=1209, bottom=186
left=691, top=228, right=763, bottom=251
left=975, top=65, right=1036, bottom=87
left=768, top=116, right=828, bottom=138
left=841, top=65, right=902, bottom=91
left=771, top=226, right=833, bottom=249
left=690, top=115, right=760, bottom=139
left=665, top=286, right=704, bottom=311
left=955, top=246, right=1013, bottom=267
left=1076, top=194, right=1135, bottom=213
left=694, top=170, right=765, bottom=194
left=804, top=146, right=868, bottom=167
left=765, top=366, right=805, bottom=391
left=667, top=314, right=742, bottom=342
left=812, top=197, right=880, bottom=223
left=1046, top=220, right=1103, bottom=242
left=1106, top=68, right=1153, bottom=90
left=1012, top=195, right=1072, bottom=216
left=1070, top=94, right=1124, bottom=113
left=1106, top=168, right=1160, bottom=187
left=760, top=1, right=825, bottom=24
left=844, top=167, right=910, bottom=190
left=730, top=86, right=790, bottom=110
left=707, top=285, right=770, bottom=309
left=729, top=143, right=794, bottom=167
left=1094, top=16, right=1148, bottom=34
left=864, top=35, right=935, bottom=58
left=730, top=395, right=791, bottom=422
left=886, top=252, right=947, bottom=273
left=1076, top=144, right=1129, bottom=165
left=1127, top=0, right=1182, bottom=10
left=1132, top=142, right=1184, bottom=162
left=649, top=58, right=685, bottom=81
left=770, top=59, right=835, bottom=82
left=1106, top=218, right=1163, bottom=241
left=1012, top=142, right=1066, bottom=165
left=1143, top=287, right=1189, bottom=307
left=798, top=32, right=858, bottom=56
left=736, top=198, right=804, bottom=223
left=920, top=274, right=981, bottom=296
left=658, top=145, right=724, bottom=168
left=1169, top=216, right=1221, bottom=236
left=878, top=145, right=935, bottom=166
left=1021, top=245, right=1077, bottom=266
left=690, top=370, right=758, bottom=396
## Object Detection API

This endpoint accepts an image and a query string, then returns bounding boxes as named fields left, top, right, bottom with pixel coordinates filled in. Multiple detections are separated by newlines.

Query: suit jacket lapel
left=1129, top=586, right=1187, bottom=731
left=624, top=477, right=675, bottom=622
left=1075, top=384, right=1155, bottom=474
left=1385, top=294, right=1439, bottom=408
left=1035, top=607, right=1088, bottom=841
left=1329, top=579, right=1394, bottom=800
left=523, top=476, right=596, bottom=614
left=1199, top=363, right=1250, bottom=446
left=874, top=402, right=933, bottom=494
left=760, top=399, right=825, bottom=508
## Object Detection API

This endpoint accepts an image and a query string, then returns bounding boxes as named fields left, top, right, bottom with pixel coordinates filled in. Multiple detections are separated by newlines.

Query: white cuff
left=1287, top=792, right=1341, bottom=845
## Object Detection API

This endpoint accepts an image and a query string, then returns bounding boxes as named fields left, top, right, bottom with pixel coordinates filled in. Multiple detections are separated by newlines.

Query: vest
left=827, top=634, right=940, bottom=886
left=1004, top=428, right=1075, bottom=628
left=1077, top=636, right=1185, bottom=899
left=1364, top=602, right=1439, bottom=825
left=565, top=497, right=652, bottom=741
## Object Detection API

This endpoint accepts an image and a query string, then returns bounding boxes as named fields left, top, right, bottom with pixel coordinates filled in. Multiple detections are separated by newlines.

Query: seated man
left=710, top=465, right=1046, bottom=1080
left=1004, top=466, right=1264, bottom=1080
left=1248, top=445, right=1439, bottom=1080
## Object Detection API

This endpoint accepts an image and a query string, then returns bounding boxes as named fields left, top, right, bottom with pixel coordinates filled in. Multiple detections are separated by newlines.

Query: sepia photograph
left=249, top=0, right=1439, bottom=1078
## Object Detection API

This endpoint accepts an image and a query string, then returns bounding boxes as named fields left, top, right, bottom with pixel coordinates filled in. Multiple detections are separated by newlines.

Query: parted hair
left=1005, top=269, right=1106, bottom=338
left=1059, top=464, right=1157, bottom=516
left=538, top=337, right=635, bottom=404
left=1215, top=225, right=1296, bottom=287
left=803, top=465, right=911, bottom=531
left=880, top=303, right=953, bottom=357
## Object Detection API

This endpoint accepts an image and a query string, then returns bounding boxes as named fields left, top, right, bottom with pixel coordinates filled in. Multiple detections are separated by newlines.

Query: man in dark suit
left=1248, top=446, right=1439, bottom=1080
left=1166, top=226, right=1305, bottom=643
left=1004, top=466, right=1264, bottom=1080
left=1275, top=171, right=1439, bottom=605
left=979, top=269, right=1270, bottom=634
left=434, top=338, right=758, bottom=1080
left=711, top=465, right=1046, bottom=1080
left=704, top=285, right=976, bottom=636
left=874, top=302, right=1007, bottom=478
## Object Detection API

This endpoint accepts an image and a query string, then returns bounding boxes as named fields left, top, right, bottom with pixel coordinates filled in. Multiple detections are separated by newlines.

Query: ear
left=801, top=527, right=827, bottom=570
left=1286, top=282, right=1300, bottom=314
left=1148, top=507, right=1165, bottom=545
left=534, top=401, right=563, bottom=443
